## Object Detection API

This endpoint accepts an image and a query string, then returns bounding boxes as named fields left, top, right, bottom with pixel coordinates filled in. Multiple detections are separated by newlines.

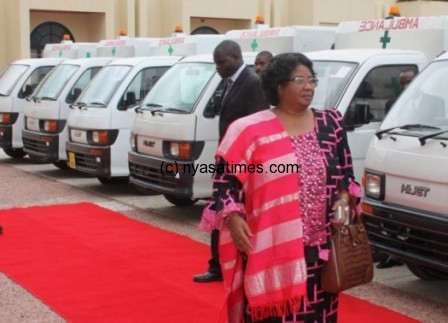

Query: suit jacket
left=219, top=66, right=269, bottom=140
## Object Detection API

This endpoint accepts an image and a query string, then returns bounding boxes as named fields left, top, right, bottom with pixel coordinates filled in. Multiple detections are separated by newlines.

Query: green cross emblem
left=86, top=52, right=91, bottom=58
left=380, top=30, right=391, bottom=49
left=59, top=50, right=63, bottom=57
left=112, top=47, right=116, bottom=56
left=168, top=45, right=173, bottom=55
left=251, top=39, right=258, bottom=52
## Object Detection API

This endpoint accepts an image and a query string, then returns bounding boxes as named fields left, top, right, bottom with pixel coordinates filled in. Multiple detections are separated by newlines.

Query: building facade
left=1, top=0, right=448, bottom=69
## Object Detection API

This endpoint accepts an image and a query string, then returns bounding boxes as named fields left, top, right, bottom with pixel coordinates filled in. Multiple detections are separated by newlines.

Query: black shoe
left=376, top=257, right=403, bottom=269
left=193, top=272, right=223, bottom=283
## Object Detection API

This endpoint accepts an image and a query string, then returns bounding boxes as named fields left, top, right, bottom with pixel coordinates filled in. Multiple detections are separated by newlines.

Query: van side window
left=18, top=66, right=54, bottom=98
left=345, top=65, right=418, bottom=126
left=65, top=67, right=102, bottom=103
left=118, top=66, right=168, bottom=109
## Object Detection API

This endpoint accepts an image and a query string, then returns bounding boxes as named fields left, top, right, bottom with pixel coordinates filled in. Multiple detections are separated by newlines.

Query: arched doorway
left=191, top=26, right=219, bottom=35
left=30, top=22, right=74, bottom=58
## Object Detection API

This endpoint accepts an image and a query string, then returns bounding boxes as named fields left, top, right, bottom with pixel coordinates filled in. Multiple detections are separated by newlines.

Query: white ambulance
left=21, top=38, right=160, bottom=169
left=66, top=35, right=224, bottom=185
left=225, top=25, right=335, bottom=53
left=362, top=51, right=448, bottom=280
left=96, top=37, right=160, bottom=57
left=42, top=41, right=97, bottom=59
left=22, top=57, right=112, bottom=168
left=128, top=17, right=442, bottom=206
left=127, top=26, right=333, bottom=205
left=0, top=55, right=64, bottom=158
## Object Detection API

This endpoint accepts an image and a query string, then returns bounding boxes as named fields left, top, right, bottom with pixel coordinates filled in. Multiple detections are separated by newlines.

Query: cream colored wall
left=287, top=0, right=395, bottom=27
left=27, top=0, right=128, bottom=50
left=4, top=0, right=448, bottom=70
left=399, top=1, right=448, bottom=17
left=0, top=1, right=6, bottom=69
left=30, top=12, right=103, bottom=43
left=138, top=0, right=163, bottom=37
left=136, top=0, right=264, bottom=37
left=190, top=18, right=250, bottom=35
left=154, top=0, right=263, bottom=36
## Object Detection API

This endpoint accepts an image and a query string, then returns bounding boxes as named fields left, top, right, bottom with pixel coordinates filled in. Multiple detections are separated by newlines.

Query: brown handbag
left=321, top=212, right=374, bottom=293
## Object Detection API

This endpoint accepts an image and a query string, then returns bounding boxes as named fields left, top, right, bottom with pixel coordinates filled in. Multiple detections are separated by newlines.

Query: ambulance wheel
left=97, top=176, right=129, bottom=185
left=28, top=155, right=48, bottom=164
left=163, top=194, right=197, bottom=206
left=3, top=148, right=27, bottom=159
left=53, top=160, right=70, bottom=170
left=406, top=263, right=448, bottom=280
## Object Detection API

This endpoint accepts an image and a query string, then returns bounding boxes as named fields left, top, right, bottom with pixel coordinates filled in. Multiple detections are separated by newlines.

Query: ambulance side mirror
left=24, top=84, right=34, bottom=96
left=118, top=91, right=137, bottom=111
left=353, top=102, right=371, bottom=125
left=66, top=88, right=82, bottom=103
left=204, top=88, right=224, bottom=118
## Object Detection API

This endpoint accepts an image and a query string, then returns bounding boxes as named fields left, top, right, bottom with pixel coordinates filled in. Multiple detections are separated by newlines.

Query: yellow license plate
left=68, top=152, right=76, bottom=169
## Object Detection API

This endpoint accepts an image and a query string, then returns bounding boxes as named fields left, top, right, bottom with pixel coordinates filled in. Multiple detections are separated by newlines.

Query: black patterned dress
left=205, top=109, right=357, bottom=323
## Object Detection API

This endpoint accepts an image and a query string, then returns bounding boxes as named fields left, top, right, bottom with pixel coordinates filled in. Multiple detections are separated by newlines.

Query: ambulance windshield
left=33, top=64, right=78, bottom=100
left=0, top=64, right=29, bottom=96
left=141, top=62, right=216, bottom=113
left=311, top=61, right=357, bottom=110
left=77, top=65, right=131, bottom=106
left=381, top=60, right=448, bottom=133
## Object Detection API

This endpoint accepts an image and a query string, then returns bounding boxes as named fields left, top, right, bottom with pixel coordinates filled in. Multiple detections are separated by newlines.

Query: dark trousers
left=207, top=229, right=222, bottom=275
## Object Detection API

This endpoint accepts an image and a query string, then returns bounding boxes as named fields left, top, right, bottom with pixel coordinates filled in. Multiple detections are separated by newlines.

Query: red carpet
left=0, top=203, right=418, bottom=322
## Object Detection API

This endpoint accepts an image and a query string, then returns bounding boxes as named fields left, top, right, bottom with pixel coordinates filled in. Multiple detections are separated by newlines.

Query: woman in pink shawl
left=200, top=52, right=360, bottom=323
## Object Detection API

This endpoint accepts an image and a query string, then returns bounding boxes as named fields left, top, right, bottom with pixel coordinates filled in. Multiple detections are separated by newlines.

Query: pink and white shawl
left=215, top=110, right=308, bottom=322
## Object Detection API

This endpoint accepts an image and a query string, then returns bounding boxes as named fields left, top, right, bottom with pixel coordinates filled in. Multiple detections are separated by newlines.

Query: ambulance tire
left=163, top=194, right=197, bottom=207
left=3, top=148, right=27, bottom=159
left=406, top=263, right=448, bottom=280
left=97, top=176, right=129, bottom=185
left=28, top=155, right=48, bottom=164
left=53, top=160, right=70, bottom=170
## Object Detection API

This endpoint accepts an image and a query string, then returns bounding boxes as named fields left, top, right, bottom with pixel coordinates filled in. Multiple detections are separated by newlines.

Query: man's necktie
left=223, top=78, right=233, bottom=101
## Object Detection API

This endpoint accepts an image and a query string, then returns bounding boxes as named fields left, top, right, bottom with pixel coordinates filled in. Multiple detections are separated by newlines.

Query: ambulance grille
left=363, top=212, right=448, bottom=268
left=22, top=138, right=48, bottom=154
left=72, top=153, right=97, bottom=170
left=129, top=161, right=176, bottom=188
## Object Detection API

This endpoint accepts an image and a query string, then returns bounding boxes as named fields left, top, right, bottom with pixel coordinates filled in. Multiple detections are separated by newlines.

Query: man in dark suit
left=193, top=40, right=270, bottom=283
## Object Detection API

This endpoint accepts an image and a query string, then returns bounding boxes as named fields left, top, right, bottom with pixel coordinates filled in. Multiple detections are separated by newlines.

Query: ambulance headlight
left=89, top=129, right=119, bottom=146
left=0, top=113, right=19, bottom=125
left=165, top=141, right=193, bottom=160
left=43, top=120, right=59, bottom=133
left=364, top=170, right=385, bottom=200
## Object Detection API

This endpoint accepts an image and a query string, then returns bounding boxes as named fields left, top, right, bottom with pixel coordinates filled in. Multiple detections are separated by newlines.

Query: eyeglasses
left=286, top=77, right=319, bottom=88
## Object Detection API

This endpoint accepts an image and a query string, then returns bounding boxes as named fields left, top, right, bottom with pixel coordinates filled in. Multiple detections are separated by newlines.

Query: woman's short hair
left=261, top=52, right=315, bottom=106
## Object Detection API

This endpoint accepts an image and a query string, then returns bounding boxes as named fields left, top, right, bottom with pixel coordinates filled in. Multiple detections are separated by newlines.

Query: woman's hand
left=226, top=214, right=253, bottom=255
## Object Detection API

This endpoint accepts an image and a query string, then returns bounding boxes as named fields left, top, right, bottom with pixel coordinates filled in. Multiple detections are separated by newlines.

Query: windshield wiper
left=152, top=107, right=189, bottom=115
left=39, top=96, right=57, bottom=101
left=70, top=102, right=87, bottom=110
left=88, top=101, right=106, bottom=106
left=135, top=103, right=162, bottom=114
left=376, top=124, right=441, bottom=139
left=419, top=129, right=448, bottom=146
